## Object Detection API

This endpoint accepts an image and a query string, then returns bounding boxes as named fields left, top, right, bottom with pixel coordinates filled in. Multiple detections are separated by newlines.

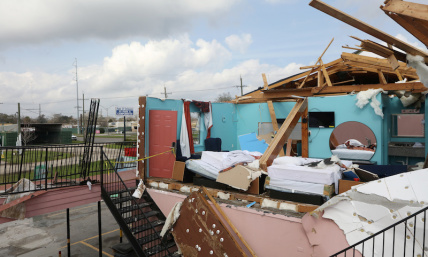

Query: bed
left=331, top=149, right=374, bottom=161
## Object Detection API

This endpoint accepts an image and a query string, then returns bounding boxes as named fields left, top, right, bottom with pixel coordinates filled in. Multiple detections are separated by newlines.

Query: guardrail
left=0, top=142, right=137, bottom=194
left=331, top=205, right=428, bottom=257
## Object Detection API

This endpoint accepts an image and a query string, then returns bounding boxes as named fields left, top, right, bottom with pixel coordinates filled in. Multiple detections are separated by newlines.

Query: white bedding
left=268, top=156, right=345, bottom=193
left=331, top=149, right=374, bottom=161
left=201, top=150, right=258, bottom=171
left=185, top=159, right=220, bottom=180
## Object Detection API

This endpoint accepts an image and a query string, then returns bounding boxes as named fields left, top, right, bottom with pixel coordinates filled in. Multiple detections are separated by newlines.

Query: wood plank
left=383, top=11, right=428, bottom=48
left=138, top=96, right=146, bottom=181
left=320, top=60, right=333, bottom=87
left=378, top=69, right=387, bottom=84
left=317, top=71, right=324, bottom=88
left=262, top=73, right=269, bottom=90
left=285, top=138, right=293, bottom=156
left=259, top=98, right=308, bottom=170
left=267, top=101, right=285, bottom=156
left=309, top=0, right=428, bottom=62
left=202, top=187, right=257, bottom=257
left=260, top=82, right=426, bottom=99
left=387, top=54, right=400, bottom=71
left=298, top=38, right=334, bottom=89
left=301, top=107, right=309, bottom=158
left=172, top=190, right=248, bottom=257
left=382, top=0, right=428, bottom=22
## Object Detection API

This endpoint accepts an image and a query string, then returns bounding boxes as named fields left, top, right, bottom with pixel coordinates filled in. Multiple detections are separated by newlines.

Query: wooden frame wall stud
left=259, top=98, right=308, bottom=170
left=267, top=101, right=285, bottom=157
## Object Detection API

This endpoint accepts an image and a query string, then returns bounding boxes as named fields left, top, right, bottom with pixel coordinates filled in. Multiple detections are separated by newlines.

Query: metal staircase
left=331, top=204, right=428, bottom=257
left=101, top=152, right=179, bottom=257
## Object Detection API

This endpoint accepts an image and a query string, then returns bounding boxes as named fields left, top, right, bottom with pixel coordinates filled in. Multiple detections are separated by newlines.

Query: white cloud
left=225, top=34, right=253, bottom=54
left=0, top=0, right=239, bottom=47
left=0, top=36, right=303, bottom=117
left=395, top=33, right=425, bottom=50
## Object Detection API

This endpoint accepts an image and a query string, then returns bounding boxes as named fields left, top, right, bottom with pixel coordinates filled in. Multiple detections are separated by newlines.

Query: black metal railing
left=331, top=205, right=428, bottom=257
left=0, top=141, right=137, bottom=194
left=101, top=152, right=176, bottom=257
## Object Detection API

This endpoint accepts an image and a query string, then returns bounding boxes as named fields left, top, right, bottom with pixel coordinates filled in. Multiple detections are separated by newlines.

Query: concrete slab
left=0, top=201, right=129, bottom=257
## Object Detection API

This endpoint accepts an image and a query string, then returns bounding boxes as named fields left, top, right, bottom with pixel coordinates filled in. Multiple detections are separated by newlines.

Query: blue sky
left=0, top=0, right=425, bottom=119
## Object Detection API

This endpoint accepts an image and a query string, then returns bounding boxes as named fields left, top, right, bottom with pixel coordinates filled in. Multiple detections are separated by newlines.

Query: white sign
left=116, top=107, right=134, bottom=116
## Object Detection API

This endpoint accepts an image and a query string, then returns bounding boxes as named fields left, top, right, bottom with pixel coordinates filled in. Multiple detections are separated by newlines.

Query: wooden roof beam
left=261, top=82, right=426, bottom=99
left=260, top=98, right=308, bottom=170
left=309, top=0, right=428, bottom=62
left=382, top=0, right=428, bottom=22
left=383, top=11, right=428, bottom=49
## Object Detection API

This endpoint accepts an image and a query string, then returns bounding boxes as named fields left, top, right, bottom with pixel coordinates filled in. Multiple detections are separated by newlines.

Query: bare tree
left=214, top=92, right=233, bottom=102
left=21, top=124, right=37, bottom=146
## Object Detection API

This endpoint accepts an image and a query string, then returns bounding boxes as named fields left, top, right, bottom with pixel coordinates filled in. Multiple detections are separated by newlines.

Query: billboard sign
left=116, top=107, right=134, bottom=116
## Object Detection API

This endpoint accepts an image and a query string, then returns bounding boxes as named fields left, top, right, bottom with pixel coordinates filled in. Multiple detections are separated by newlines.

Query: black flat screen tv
left=309, top=112, right=335, bottom=128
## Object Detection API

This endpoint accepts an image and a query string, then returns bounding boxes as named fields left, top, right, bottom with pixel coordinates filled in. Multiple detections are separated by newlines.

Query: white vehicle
left=71, top=135, right=77, bottom=141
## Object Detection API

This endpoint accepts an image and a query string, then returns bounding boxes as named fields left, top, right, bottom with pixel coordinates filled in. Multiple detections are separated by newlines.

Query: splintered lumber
left=309, top=0, right=428, bottom=62
left=383, top=10, right=428, bottom=49
left=260, top=98, right=308, bottom=170
left=171, top=190, right=251, bottom=257
left=202, top=187, right=257, bottom=257
left=298, top=38, right=334, bottom=89
left=382, top=0, right=428, bottom=22
left=260, top=82, right=427, bottom=99
left=267, top=101, right=285, bottom=156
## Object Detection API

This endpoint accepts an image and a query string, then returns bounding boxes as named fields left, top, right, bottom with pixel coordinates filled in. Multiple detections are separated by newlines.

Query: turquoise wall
left=307, top=94, right=383, bottom=164
left=146, top=93, right=428, bottom=166
left=145, top=98, right=237, bottom=154
left=235, top=102, right=296, bottom=149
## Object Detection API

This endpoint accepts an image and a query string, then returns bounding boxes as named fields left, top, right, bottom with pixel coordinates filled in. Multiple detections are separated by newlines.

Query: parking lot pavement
left=0, top=201, right=127, bottom=257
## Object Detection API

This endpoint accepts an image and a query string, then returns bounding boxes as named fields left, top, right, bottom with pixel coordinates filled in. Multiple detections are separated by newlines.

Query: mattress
left=331, top=149, right=374, bottom=161
left=200, top=150, right=256, bottom=171
left=185, top=159, right=220, bottom=180
left=266, top=177, right=329, bottom=196
left=267, top=164, right=341, bottom=185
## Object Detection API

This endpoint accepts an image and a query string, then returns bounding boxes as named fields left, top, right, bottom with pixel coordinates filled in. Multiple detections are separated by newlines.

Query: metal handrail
left=100, top=151, right=173, bottom=256
left=331, top=204, right=428, bottom=257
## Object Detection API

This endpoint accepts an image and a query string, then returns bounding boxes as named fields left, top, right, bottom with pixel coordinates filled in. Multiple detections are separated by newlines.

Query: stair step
left=111, top=195, right=134, bottom=204
left=137, top=232, right=161, bottom=245
left=144, top=240, right=177, bottom=256
left=119, top=202, right=152, bottom=214
left=123, top=210, right=160, bottom=224
left=132, top=220, right=165, bottom=234
left=109, top=187, right=137, bottom=197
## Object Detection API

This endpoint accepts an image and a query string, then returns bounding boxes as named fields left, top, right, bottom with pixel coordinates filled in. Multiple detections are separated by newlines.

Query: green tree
left=214, top=92, right=233, bottom=102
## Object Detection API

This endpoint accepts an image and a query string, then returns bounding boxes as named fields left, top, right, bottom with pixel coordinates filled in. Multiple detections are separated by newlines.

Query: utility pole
left=163, top=86, right=171, bottom=99
left=74, top=58, right=80, bottom=135
left=235, top=75, right=248, bottom=96
left=39, top=104, right=41, bottom=117
left=17, top=103, right=21, bottom=135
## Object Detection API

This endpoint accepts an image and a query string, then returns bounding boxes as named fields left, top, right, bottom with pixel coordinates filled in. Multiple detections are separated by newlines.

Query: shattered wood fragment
left=267, top=101, right=285, bottom=156
left=171, top=189, right=254, bottom=257
left=309, top=0, right=428, bottom=62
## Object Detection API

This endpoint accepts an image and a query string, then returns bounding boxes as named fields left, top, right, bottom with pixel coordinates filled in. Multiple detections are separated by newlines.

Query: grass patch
left=1, top=150, right=73, bottom=164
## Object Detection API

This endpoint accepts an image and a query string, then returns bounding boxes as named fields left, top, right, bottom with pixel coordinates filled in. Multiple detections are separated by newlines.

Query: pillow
left=272, top=156, right=304, bottom=166
left=345, top=139, right=364, bottom=147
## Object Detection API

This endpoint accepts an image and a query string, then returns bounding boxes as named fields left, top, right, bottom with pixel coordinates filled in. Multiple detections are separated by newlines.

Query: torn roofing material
left=311, top=168, right=428, bottom=256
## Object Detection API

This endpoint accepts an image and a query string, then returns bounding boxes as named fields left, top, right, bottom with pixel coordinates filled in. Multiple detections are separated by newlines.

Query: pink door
left=149, top=110, right=177, bottom=178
